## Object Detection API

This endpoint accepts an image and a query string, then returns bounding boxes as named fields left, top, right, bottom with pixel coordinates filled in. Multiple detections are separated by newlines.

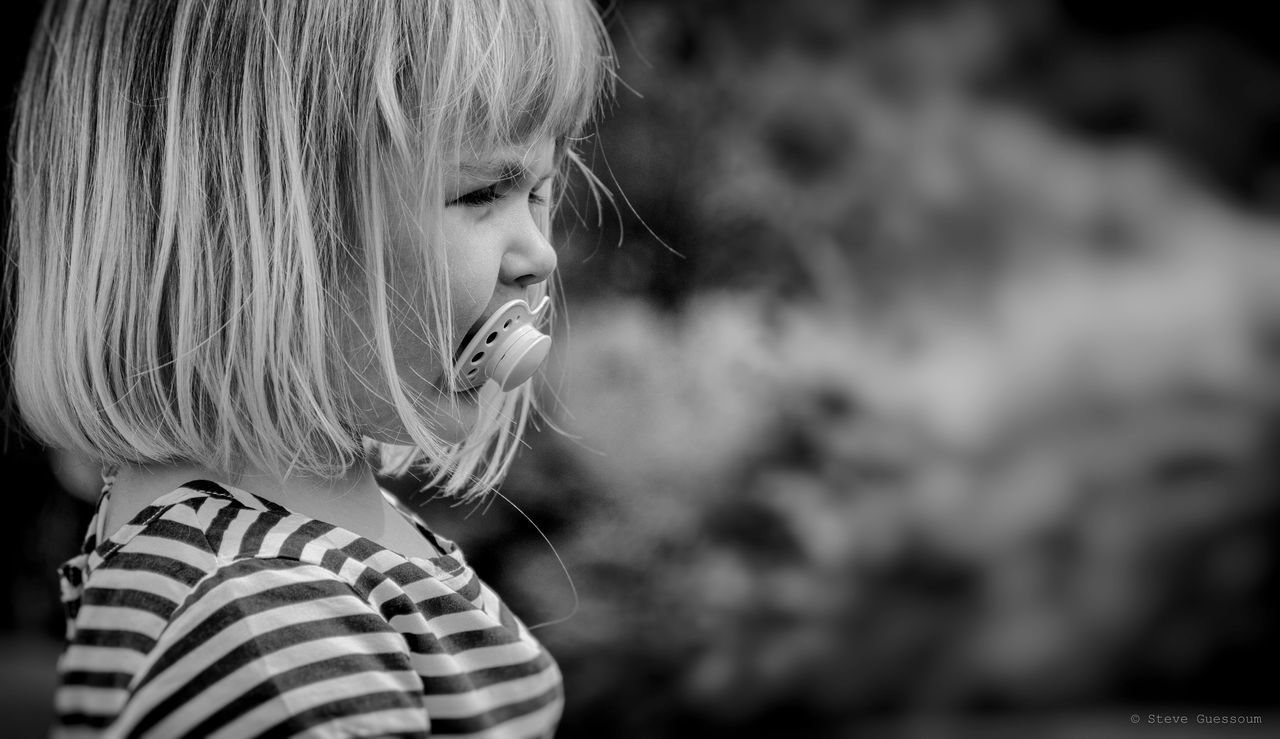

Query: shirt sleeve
left=109, top=557, right=430, bottom=738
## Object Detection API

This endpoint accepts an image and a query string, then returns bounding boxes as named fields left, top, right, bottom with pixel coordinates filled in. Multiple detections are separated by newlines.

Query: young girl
left=7, top=0, right=612, bottom=736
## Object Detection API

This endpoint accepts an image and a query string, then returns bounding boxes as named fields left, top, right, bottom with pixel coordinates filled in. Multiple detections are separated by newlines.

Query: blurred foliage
left=406, top=0, right=1280, bottom=736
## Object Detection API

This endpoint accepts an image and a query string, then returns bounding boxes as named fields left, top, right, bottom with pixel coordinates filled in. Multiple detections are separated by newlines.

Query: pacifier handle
left=452, top=296, right=552, bottom=391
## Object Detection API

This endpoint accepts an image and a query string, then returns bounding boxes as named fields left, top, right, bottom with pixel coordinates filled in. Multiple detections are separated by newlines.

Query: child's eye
left=447, top=177, right=552, bottom=208
left=449, top=184, right=503, bottom=208
left=528, top=182, right=551, bottom=207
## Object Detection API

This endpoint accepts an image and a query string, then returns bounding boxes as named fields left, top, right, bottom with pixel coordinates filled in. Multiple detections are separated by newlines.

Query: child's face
left=344, top=136, right=558, bottom=444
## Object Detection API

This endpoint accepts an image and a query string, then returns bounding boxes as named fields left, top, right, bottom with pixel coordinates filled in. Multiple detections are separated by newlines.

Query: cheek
left=348, top=211, right=503, bottom=399
left=447, top=260, right=494, bottom=331
left=440, top=215, right=502, bottom=328
left=333, top=261, right=447, bottom=402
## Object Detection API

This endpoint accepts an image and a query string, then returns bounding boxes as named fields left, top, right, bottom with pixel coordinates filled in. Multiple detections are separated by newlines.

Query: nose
left=500, top=209, right=557, bottom=289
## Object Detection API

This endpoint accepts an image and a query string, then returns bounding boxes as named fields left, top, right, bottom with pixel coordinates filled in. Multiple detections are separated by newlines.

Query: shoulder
left=118, top=557, right=425, bottom=738
left=68, top=480, right=417, bottom=653
left=82, top=479, right=368, bottom=589
left=59, top=543, right=428, bottom=737
left=70, top=483, right=321, bottom=618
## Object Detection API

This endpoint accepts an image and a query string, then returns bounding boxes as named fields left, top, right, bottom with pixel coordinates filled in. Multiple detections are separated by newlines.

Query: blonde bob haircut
left=5, top=0, right=614, bottom=500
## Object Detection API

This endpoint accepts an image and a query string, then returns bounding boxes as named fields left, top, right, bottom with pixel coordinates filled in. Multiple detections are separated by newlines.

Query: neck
left=107, top=459, right=387, bottom=539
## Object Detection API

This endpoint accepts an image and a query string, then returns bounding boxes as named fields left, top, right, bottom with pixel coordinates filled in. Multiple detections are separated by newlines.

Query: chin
left=434, top=385, right=489, bottom=441
left=431, top=409, right=481, bottom=444
left=367, top=394, right=484, bottom=447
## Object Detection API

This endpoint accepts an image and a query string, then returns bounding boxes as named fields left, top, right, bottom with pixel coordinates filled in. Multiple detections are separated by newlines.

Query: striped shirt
left=54, top=479, right=563, bottom=738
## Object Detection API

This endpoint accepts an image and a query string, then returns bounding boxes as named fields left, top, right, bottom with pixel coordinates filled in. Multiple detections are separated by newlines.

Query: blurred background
left=3, top=0, right=1278, bottom=736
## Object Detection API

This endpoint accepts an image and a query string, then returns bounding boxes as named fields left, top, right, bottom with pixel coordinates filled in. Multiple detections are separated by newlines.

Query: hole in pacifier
left=503, top=319, right=513, bottom=329
left=471, top=352, right=485, bottom=363
left=486, top=331, right=498, bottom=345
left=466, top=368, right=478, bottom=378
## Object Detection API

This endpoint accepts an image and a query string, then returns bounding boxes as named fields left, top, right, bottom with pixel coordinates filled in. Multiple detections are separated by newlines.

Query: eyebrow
left=459, top=161, right=545, bottom=184
left=457, top=141, right=568, bottom=184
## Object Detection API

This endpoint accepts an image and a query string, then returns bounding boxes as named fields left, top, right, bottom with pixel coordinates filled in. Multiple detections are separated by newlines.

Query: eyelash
left=450, top=183, right=550, bottom=208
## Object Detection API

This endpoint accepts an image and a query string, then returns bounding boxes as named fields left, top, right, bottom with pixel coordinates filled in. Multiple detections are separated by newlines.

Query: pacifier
left=452, top=295, right=552, bottom=392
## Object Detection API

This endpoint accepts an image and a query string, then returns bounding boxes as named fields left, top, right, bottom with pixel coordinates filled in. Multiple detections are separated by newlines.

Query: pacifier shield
left=453, top=296, right=552, bottom=391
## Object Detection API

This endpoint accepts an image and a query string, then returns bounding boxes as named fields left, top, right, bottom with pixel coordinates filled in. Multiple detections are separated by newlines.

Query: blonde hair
left=5, top=0, right=614, bottom=500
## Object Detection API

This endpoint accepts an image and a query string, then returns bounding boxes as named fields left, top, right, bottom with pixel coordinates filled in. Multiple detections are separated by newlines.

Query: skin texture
left=103, top=137, right=558, bottom=552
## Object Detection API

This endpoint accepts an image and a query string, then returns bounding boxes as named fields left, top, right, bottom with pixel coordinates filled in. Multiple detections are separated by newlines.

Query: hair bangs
left=452, top=0, right=612, bottom=152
